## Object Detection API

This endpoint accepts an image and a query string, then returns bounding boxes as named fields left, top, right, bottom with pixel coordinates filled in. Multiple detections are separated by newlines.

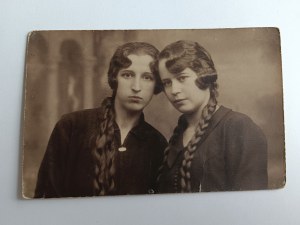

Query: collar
left=113, top=113, right=148, bottom=141
left=166, top=105, right=232, bottom=168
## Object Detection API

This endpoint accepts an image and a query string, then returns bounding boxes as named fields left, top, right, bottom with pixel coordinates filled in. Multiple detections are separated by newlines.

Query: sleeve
left=224, top=114, right=268, bottom=190
left=34, top=115, right=72, bottom=198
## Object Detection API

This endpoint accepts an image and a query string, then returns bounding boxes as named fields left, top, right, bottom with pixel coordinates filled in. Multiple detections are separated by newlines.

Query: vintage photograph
left=22, top=28, right=285, bottom=198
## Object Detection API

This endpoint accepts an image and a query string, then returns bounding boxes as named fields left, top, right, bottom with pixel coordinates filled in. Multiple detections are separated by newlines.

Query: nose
left=131, top=77, right=141, bottom=92
left=171, top=80, right=181, bottom=96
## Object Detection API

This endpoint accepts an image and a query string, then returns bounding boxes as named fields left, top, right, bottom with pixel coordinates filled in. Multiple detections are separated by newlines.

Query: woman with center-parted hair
left=157, top=40, right=268, bottom=193
left=34, top=42, right=167, bottom=198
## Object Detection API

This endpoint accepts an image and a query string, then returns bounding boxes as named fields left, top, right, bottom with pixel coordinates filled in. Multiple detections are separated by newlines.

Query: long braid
left=90, top=42, right=160, bottom=195
left=180, top=86, right=218, bottom=192
left=156, top=117, right=187, bottom=183
left=158, top=40, right=219, bottom=192
left=92, top=97, right=116, bottom=195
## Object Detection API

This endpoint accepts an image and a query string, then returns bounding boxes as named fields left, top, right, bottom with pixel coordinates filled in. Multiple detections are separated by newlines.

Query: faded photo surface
left=22, top=28, right=285, bottom=198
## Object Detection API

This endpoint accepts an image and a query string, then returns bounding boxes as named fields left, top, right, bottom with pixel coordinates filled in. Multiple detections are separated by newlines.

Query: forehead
left=159, top=59, right=197, bottom=80
left=158, top=59, right=175, bottom=79
left=124, top=54, right=153, bottom=72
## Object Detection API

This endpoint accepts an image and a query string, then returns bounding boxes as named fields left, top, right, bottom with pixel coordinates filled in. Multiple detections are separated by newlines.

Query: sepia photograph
left=22, top=28, right=285, bottom=199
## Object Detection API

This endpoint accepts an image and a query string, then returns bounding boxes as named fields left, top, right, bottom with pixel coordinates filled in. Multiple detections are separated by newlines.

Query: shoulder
left=140, top=121, right=168, bottom=145
left=136, top=121, right=168, bottom=148
left=56, top=108, right=100, bottom=129
left=60, top=108, right=100, bottom=120
left=140, top=122, right=168, bottom=160
left=220, top=107, right=259, bottom=129
left=225, top=110, right=254, bottom=125
left=220, top=106, right=266, bottom=141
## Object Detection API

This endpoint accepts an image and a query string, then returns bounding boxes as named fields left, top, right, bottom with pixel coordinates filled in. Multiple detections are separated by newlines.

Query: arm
left=224, top=114, right=268, bottom=190
left=34, top=115, right=72, bottom=198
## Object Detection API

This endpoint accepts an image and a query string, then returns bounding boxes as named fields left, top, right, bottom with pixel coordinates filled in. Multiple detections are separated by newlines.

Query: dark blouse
left=158, top=106, right=268, bottom=193
left=35, top=108, right=167, bottom=198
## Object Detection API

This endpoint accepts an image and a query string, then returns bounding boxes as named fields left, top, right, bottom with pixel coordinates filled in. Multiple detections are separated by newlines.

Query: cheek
left=184, top=82, right=197, bottom=95
left=143, top=81, right=155, bottom=92
left=117, top=79, right=130, bottom=89
left=163, top=89, right=173, bottom=100
left=115, top=81, right=129, bottom=96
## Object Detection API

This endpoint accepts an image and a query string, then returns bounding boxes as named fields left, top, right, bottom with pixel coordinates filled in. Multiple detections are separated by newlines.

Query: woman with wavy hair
left=35, top=42, right=167, bottom=197
left=157, top=40, right=268, bottom=193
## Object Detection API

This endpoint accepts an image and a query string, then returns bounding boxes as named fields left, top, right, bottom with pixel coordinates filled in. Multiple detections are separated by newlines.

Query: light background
left=0, top=0, right=299, bottom=225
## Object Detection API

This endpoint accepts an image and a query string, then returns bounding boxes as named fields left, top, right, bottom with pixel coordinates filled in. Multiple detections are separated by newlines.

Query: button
left=148, top=189, right=155, bottom=194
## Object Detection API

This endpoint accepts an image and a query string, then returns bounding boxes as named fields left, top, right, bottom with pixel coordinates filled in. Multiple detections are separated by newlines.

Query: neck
left=184, top=102, right=219, bottom=130
left=185, top=104, right=207, bottom=129
left=114, top=100, right=142, bottom=130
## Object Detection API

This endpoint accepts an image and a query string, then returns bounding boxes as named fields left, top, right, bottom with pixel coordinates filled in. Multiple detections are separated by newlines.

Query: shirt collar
left=128, top=113, right=148, bottom=140
left=113, top=113, right=147, bottom=140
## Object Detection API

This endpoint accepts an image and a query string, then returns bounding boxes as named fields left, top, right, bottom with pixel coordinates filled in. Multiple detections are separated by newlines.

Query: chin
left=125, top=103, right=145, bottom=112
left=175, top=106, right=194, bottom=114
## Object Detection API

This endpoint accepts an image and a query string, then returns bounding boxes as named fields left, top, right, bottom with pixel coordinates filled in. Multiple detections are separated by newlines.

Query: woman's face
left=115, top=54, right=156, bottom=112
left=159, top=59, right=210, bottom=114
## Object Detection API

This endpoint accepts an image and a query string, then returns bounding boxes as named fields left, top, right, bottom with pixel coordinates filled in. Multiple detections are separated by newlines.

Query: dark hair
left=159, top=40, right=218, bottom=89
left=92, top=42, right=161, bottom=195
left=158, top=40, right=218, bottom=192
left=108, top=42, right=163, bottom=95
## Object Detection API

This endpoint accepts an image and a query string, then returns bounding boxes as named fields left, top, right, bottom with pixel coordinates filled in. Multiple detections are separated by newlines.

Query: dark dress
left=35, top=108, right=167, bottom=198
left=158, top=106, right=268, bottom=193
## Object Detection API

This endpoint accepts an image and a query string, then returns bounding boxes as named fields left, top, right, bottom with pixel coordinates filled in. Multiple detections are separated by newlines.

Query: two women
left=35, top=39, right=268, bottom=198
left=35, top=42, right=167, bottom=197
left=157, top=40, right=268, bottom=193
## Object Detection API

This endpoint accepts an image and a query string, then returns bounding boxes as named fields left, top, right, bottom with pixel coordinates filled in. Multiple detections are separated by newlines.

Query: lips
left=129, top=96, right=143, bottom=100
left=173, top=99, right=186, bottom=104
left=128, top=96, right=143, bottom=103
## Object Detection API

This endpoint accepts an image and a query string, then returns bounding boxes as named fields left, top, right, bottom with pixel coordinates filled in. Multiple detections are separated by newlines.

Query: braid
left=180, top=88, right=218, bottom=192
left=156, top=118, right=186, bottom=183
left=92, top=97, right=116, bottom=195
left=159, top=40, right=220, bottom=192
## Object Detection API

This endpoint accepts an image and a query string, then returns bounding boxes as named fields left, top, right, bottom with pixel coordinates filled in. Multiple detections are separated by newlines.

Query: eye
left=120, top=71, right=134, bottom=79
left=142, top=73, right=154, bottom=81
left=162, top=80, right=172, bottom=88
left=177, top=75, right=189, bottom=83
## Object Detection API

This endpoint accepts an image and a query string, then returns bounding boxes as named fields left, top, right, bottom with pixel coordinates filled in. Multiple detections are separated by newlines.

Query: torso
left=158, top=106, right=268, bottom=193
left=35, top=108, right=167, bottom=197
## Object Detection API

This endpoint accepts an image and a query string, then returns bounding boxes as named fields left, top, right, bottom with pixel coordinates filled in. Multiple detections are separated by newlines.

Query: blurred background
left=22, top=28, right=285, bottom=198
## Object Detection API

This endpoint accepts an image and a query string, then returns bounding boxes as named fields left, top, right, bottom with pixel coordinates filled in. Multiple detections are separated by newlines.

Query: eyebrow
left=161, top=73, right=188, bottom=81
left=171, top=72, right=189, bottom=78
left=176, top=72, right=189, bottom=76
left=120, top=69, right=134, bottom=73
left=142, top=71, right=154, bottom=76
